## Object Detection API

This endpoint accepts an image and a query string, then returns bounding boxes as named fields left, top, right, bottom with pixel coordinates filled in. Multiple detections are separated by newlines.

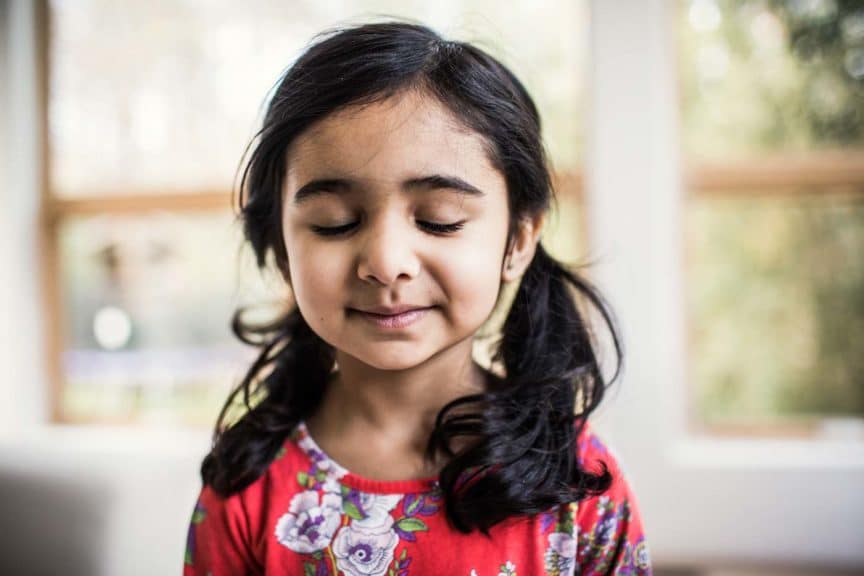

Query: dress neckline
left=292, top=419, right=440, bottom=494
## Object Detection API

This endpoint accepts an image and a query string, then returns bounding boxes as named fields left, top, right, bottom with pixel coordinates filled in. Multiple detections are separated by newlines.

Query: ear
left=502, top=211, right=546, bottom=283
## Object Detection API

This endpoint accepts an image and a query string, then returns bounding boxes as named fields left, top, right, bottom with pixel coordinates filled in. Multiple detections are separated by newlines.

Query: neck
left=311, top=338, right=490, bottom=457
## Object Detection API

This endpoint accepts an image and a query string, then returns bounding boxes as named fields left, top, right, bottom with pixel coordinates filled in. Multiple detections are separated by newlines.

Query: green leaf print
left=191, top=509, right=207, bottom=524
left=297, top=471, right=309, bottom=487
left=343, top=499, right=365, bottom=520
left=395, top=517, right=427, bottom=532
left=559, top=502, right=575, bottom=534
left=304, top=561, right=316, bottom=576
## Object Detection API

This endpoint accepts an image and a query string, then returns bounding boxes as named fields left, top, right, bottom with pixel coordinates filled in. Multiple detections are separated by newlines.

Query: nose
left=356, top=214, right=421, bottom=286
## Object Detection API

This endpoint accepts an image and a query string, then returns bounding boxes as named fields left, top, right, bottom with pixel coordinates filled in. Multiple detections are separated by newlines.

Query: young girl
left=184, top=21, right=651, bottom=576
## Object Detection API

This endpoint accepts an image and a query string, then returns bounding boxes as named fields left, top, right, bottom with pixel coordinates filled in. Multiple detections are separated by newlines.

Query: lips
left=354, top=304, right=431, bottom=316
left=352, top=306, right=431, bottom=329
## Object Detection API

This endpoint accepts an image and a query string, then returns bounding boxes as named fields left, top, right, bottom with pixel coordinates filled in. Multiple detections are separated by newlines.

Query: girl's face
left=281, top=90, right=511, bottom=371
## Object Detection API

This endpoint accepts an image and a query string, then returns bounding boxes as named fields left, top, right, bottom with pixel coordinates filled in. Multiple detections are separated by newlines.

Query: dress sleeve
left=183, top=484, right=261, bottom=576
left=575, top=426, right=653, bottom=575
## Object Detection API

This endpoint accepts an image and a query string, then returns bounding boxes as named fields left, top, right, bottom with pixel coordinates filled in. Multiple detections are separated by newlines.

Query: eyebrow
left=290, top=174, right=486, bottom=205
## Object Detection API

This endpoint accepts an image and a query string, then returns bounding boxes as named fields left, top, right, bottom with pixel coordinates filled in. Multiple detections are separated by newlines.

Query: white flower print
left=297, top=435, right=318, bottom=455
left=544, top=532, right=576, bottom=575
left=322, top=476, right=342, bottom=495
left=549, top=532, right=576, bottom=558
left=633, top=539, right=651, bottom=568
left=297, top=436, right=334, bottom=471
left=297, top=428, right=352, bottom=477
left=332, top=510, right=399, bottom=576
left=357, top=493, right=402, bottom=523
left=274, top=490, right=342, bottom=553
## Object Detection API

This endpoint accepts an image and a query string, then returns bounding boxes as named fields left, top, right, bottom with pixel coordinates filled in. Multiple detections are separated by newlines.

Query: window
left=680, top=0, right=864, bottom=436
left=45, top=0, right=588, bottom=426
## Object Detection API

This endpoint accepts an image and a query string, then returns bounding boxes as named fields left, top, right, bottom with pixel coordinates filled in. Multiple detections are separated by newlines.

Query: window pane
left=680, top=0, right=864, bottom=160
left=58, top=212, right=283, bottom=426
left=685, top=191, right=864, bottom=429
left=49, top=0, right=585, bottom=197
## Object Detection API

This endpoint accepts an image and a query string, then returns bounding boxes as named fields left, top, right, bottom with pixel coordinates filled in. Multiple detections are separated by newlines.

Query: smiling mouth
left=354, top=305, right=431, bottom=316
left=350, top=307, right=432, bottom=329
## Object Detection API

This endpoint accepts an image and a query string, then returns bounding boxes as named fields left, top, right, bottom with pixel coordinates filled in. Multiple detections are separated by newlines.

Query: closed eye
left=310, top=222, right=357, bottom=236
left=310, top=220, right=466, bottom=237
left=418, top=220, right=466, bottom=235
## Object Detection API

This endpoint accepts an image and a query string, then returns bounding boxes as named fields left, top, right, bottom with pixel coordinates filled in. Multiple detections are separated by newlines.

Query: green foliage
left=688, top=194, right=864, bottom=422
left=680, top=0, right=864, bottom=158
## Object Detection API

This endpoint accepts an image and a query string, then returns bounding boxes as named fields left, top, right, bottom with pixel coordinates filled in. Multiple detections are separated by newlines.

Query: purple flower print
left=589, top=435, right=607, bottom=455
left=590, top=496, right=620, bottom=548
left=633, top=537, right=651, bottom=571
left=595, top=512, right=619, bottom=548
left=402, top=493, right=440, bottom=518
left=297, top=436, right=338, bottom=479
left=540, top=509, right=556, bottom=534
left=274, top=490, right=342, bottom=553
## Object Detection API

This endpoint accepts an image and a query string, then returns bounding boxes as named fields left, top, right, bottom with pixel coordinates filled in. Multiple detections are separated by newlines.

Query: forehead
left=283, top=90, right=503, bottom=197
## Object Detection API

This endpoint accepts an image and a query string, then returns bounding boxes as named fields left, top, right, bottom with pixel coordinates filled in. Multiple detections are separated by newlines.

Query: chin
left=346, top=346, right=433, bottom=372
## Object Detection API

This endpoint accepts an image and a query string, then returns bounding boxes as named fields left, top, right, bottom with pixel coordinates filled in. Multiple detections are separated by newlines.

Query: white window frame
left=0, top=0, right=50, bottom=435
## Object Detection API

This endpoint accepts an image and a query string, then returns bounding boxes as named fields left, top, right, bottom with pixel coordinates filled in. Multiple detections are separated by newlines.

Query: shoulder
left=194, top=429, right=313, bottom=530
left=573, top=421, right=653, bottom=575
left=184, top=428, right=317, bottom=574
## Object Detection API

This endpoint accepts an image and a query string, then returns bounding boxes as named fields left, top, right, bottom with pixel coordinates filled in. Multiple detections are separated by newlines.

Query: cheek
left=285, top=238, right=346, bottom=316
left=438, top=235, right=506, bottom=312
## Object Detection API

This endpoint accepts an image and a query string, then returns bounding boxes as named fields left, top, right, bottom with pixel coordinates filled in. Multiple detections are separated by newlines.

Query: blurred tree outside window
left=46, top=0, right=587, bottom=427
left=680, top=0, right=864, bottom=435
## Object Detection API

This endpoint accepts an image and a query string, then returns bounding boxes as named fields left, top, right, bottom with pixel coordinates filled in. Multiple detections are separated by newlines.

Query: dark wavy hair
left=201, top=20, right=623, bottom=535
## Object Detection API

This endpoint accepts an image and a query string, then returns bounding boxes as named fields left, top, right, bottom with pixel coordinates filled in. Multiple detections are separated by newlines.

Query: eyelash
left=311, top=220, right=466, bottom=237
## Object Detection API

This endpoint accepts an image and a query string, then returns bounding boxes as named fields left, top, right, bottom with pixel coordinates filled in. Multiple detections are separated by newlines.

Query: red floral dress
left=183, top=420, right=652, bottom=575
